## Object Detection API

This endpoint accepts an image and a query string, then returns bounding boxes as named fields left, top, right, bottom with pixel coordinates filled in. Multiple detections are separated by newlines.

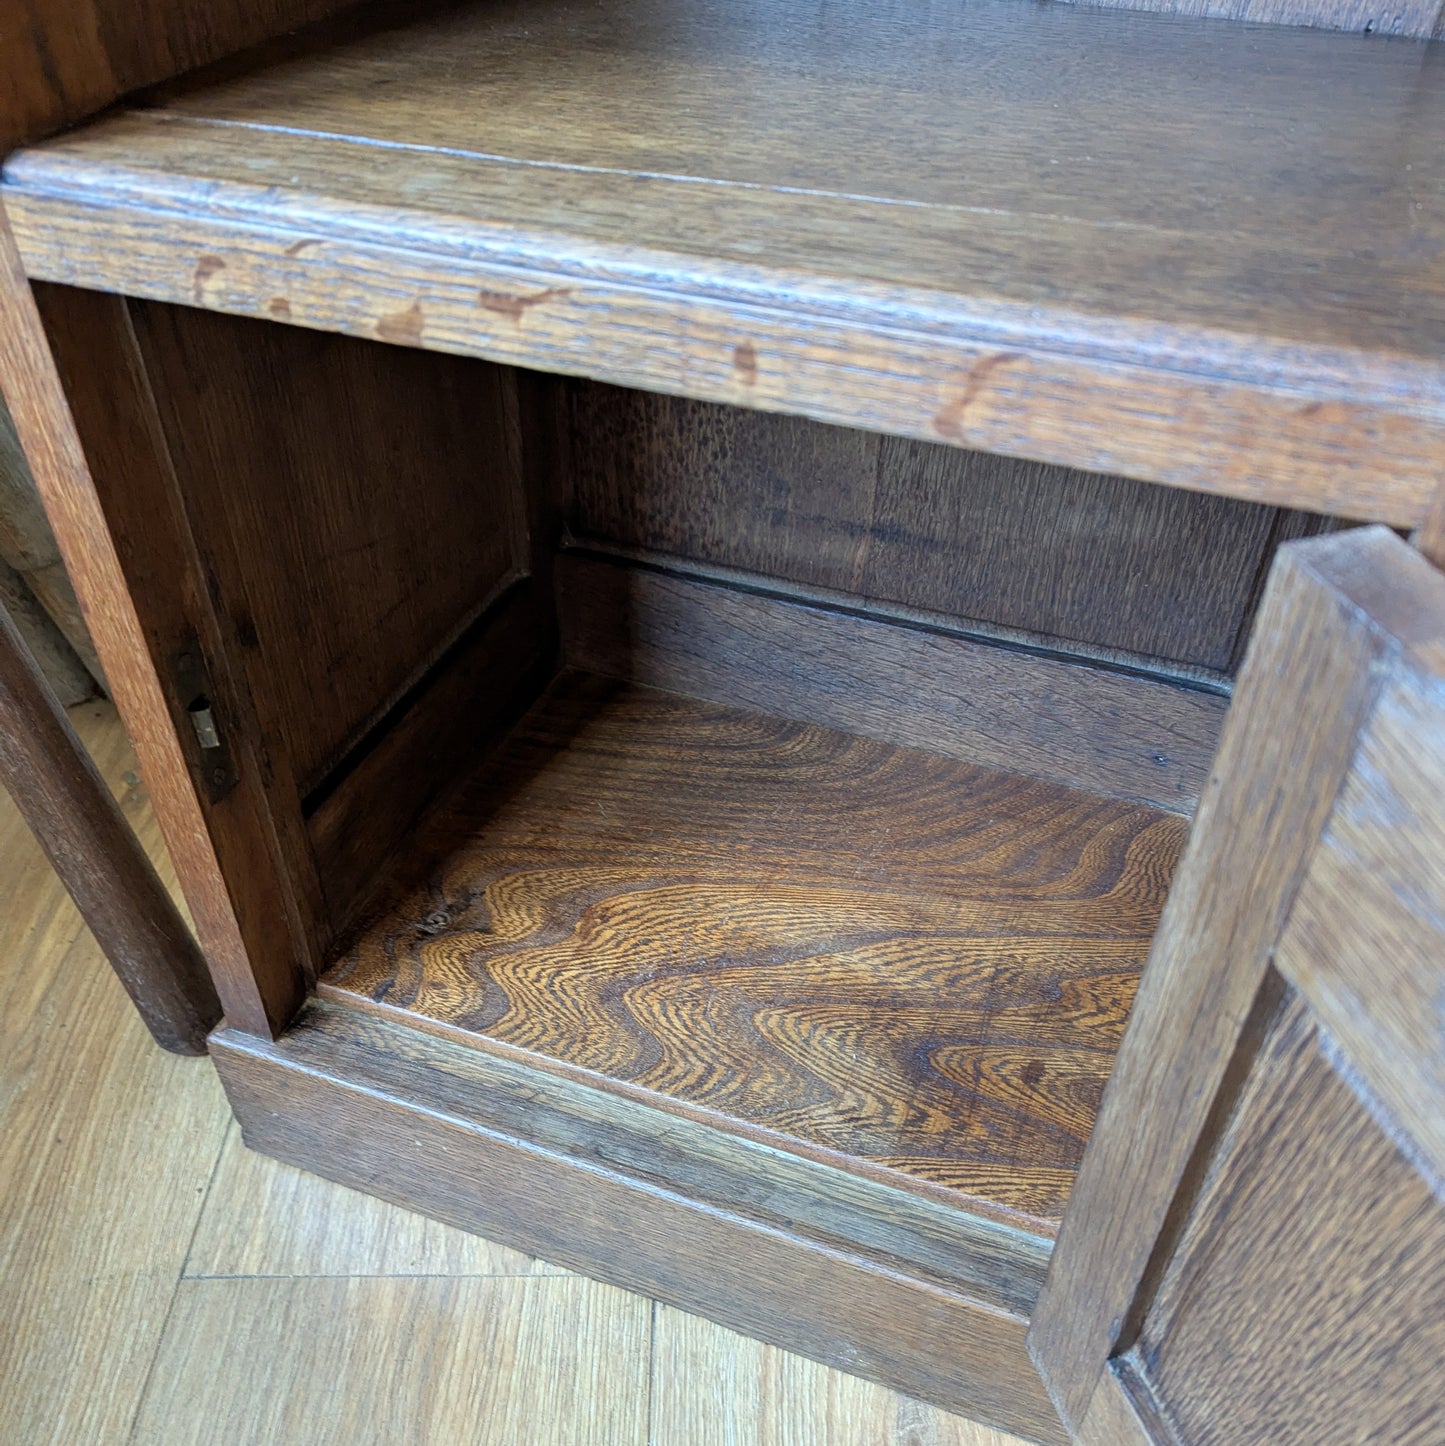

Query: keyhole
left=188, top=694, right=221, bottom=751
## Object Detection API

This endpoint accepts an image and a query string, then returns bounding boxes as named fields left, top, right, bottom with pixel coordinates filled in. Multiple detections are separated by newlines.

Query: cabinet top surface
left=7, top=0, right=1444, bottom=519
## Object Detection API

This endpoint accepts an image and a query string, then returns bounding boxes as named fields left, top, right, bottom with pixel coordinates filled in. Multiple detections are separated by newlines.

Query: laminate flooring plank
left=651, top=1304, right=1027, bottom=1446
left=129, top=1276, right=652, bottom=1446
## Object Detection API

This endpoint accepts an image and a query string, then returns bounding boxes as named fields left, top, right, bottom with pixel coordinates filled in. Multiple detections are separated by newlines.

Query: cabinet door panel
left=1137, top=990, right=1445, bottom=1446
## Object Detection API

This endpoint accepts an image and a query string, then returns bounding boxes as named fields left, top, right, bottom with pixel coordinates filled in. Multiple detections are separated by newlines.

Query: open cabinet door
left=1029, top=524, right=1445, bottom=1445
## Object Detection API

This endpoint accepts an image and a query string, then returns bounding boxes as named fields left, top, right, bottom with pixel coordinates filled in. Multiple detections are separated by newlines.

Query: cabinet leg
left=0, top=598, right=221, bottom=1053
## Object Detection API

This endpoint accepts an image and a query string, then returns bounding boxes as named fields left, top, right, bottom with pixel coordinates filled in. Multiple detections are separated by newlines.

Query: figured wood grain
left=7, top=703, right=1004, bottom=1444
left=211, top=1002, right=1067, bottom=1442
left=566, top=381, right=1301, bottom=673
left=6, top=0, right=1443, bottom=521
left=22, top=275, right=319, bottom=1034
left=127, top=299, right=528, bottom=798
left=130, top=1276, right=652, bottom=1446
left=1027, top=526, right=1435, bottom=1432
left=1138, top=991, right=1445, bottom=1446
left=0, top=599, right=219, bottom=1051
left=293, top=997, right=1049, bottom=1313
left=324, top=674, right=1185, bottom=1226
left=558, top=554, right=1227, bottom=812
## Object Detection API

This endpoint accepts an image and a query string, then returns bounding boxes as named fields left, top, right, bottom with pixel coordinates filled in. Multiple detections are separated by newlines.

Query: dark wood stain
left=212, top=999, right=1069, bottom=1442
left=375, top=299, right=423, bottom=345
left=1030, top=527, right=1445, bottom=1434
left=325, top=673, right=1187, bottom=1227
left=191, top=251, right=225, bottom=303
left=557, top=553, right=1228, bottom=811
left=476, top=285, right=572, bottom=320
left=0, top=596, right=221, bottom=1052
left=733, top=341, right=758, bottom=384
left=933, top=352, right=1024, bottom=442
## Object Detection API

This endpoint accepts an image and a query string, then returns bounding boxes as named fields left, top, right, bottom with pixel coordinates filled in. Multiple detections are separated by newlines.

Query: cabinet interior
left=75, top=295, right=1339, bottom=1305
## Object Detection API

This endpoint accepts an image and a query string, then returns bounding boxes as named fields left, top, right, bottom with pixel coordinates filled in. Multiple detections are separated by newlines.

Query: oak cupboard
left=0, top=0, right=1441, bottom=1440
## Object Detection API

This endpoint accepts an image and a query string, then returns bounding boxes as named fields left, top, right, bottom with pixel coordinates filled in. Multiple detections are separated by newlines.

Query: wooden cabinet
left=0, top=1, right=1441, bottom=1440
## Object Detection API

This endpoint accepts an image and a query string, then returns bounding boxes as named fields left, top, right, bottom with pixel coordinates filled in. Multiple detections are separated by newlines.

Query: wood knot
left=417, top=909, right=452, bottom=937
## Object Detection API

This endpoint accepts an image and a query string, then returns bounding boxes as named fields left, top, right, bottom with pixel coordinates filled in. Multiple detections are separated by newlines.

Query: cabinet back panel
left=565, top=380, right=1319, bottom=675
left=130, top=301, right=528, bottom=797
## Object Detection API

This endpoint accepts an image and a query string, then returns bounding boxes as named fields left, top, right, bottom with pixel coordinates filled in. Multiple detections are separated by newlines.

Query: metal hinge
left=171, top=635, right=238, bottom=804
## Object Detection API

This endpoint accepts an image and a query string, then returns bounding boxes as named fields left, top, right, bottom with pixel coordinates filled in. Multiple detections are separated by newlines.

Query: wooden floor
left=0, top=701, right=1030, bottom=1445
left=327, top=675, right=1185, bottom=1230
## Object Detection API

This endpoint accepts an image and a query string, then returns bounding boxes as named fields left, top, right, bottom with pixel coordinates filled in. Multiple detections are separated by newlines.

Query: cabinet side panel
left=6, top=260, right=303, bottom=1033
left=128, top=301, right=529, bottom=799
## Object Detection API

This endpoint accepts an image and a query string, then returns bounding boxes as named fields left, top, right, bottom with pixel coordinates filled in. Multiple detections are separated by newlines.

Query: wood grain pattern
left=0, top=599, right=219, bottom=1051
left=558, top=553, right=1228, bottom=813
left=1418, top=484, right=1445, bottom=568
left=325, top=674, right=1185, bottom=1224
left=6, top=0, right=1443, bottom=521
left=0, top=560, right=95, bottom=704
left=306, top=579, right=557, bottom=935
left=1065, top=0, right=1444, bottom=37
left=130, top=1276, right=652, bottom=1446
left=1027, top=526, right=1434, bottom=1432
left=211, top=1001, right=1067, bottom=1442
left=1138, top=990, right=1445, bottom=1446
left=566, top=381, right=1300, bottom=673
left=127, top=299, right=528, bottom=798
left=1072, top=1366, right=1155, bottom=1446
left=22, top=275, right=317, bottom=1034
left=290, top=996, right=1050, bottom=1314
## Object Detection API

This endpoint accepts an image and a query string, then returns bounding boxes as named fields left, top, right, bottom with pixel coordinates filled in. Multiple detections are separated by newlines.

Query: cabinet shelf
left=319, top=672, right=1187, bottom=1249
left=5, top=0, right=1442, bottom=524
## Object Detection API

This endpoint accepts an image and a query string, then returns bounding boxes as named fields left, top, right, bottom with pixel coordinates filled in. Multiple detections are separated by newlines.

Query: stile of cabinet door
left=1029, top=523, right=1445, bottom=1445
